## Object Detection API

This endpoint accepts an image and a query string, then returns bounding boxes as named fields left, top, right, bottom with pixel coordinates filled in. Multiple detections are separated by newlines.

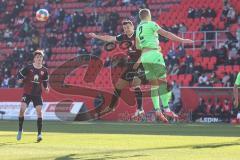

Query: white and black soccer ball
left=36, top=9, right=49, bottom=22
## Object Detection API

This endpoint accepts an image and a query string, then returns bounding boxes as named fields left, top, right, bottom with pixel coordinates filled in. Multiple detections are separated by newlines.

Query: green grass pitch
left=0, top=120, right=240, bottom=160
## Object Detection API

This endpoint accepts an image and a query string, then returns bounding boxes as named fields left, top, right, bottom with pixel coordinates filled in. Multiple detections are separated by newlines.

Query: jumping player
left=135, top=9, right=193, bottom=122
left=234, top=73, right=240, bottom=107
left=16, top=50, right=49, bottom=142
left=89, top=19, right=146, bottom=117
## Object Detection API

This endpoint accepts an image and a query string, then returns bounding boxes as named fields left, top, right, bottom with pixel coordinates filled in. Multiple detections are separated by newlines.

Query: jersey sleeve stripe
left=19, top=71, right=26, bottom=78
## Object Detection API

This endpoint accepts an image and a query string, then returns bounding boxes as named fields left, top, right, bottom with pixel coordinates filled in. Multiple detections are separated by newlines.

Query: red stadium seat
left=178, top=75, right=185, bottom=81
left=233, top=65, right=240, bottom=72
left=225, top=66, right=233, bottom=73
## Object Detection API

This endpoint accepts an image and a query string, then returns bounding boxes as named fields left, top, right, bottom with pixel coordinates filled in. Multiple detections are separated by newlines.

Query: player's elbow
left=101, top=36, right=114, bottom=42
left=107, top=37, right=116, bottom=42
left=106, top=39, right=115, bottom=43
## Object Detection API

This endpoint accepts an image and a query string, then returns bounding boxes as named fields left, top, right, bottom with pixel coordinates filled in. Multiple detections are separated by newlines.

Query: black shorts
left=121, top=62, right=148, bottom=84
left=21, top=94, right=43, bottom=107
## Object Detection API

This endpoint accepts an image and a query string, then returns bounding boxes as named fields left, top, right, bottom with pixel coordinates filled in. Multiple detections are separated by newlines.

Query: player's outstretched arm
left=157, top=28, right=193, bottom=43
left=89, top=33, right=117, bottom=42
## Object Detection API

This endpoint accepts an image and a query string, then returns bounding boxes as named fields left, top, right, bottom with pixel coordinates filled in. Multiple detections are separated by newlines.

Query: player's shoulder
left=24, top=64, right=34, bottom=70
left=116, top=33, right=123, bottom=38
left=138, top=21, right=156, bottom=27
left=116, top=33, right=125, bottom=41
left=42, top=66, right=48, bottom=72
left=42, top=65, right=48, bottom=70
left=149, top=21, right=159, bottom=26
left=26, top=63, right=33, bottom=67
left=116, top=33, right=123, bottom=37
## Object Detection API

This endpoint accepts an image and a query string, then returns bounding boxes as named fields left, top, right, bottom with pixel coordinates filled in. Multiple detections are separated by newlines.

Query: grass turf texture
left=0, top=121, right=240, bottom=160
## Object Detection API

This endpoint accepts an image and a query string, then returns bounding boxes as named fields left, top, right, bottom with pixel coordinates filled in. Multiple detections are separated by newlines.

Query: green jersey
left=235, top=72, right=240, bottom=86
left=136, top=21, right=161, bottom=50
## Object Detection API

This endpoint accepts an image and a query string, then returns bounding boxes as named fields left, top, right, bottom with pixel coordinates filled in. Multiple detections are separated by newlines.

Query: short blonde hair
left=139, top=9, right=151, bottom=20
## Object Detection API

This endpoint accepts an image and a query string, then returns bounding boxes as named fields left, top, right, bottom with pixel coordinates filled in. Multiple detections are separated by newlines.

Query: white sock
left=164, top=108, right=171, bottom=112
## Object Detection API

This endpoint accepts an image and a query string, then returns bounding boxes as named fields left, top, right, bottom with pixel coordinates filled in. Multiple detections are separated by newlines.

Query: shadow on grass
left=192, top=141, right=240, bottom=149
left=0, top=121, right=240, bottom=137
left=51, top=141, right=240, bottom=160
left=0, top=142, right=33, bottom=147
left=54, top=153, right=149, bottom=160
left=55, top=154, right=77, bottom=160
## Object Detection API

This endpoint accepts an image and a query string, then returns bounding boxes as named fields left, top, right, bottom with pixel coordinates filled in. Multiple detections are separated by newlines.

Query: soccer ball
left=36, top=9, right=49, bottom=22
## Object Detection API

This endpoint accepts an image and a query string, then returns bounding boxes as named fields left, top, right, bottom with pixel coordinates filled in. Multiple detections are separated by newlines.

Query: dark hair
left=121, top=19, right=133, bottom=26
left=33, top=50, right=44, bottom=58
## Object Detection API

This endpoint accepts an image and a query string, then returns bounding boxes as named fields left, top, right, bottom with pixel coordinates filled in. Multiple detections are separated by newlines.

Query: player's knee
left=132, top=82, right=141, bottom=88
left=115, top=84, right=121, bottom=89
left=150, top=79, right=159, bottom=86
left=115, top=82, right=125, bottom=89
left=37, top=111, right=42, bottom=118
left=157, top=79, right=167, bottom=86
left=19, top=105, right=27, bottom=116
left=36, top=106, right=42, bottom=118
left=19, top=110, right=25, bottom=117
left=132, top=78, right=141, bottom=87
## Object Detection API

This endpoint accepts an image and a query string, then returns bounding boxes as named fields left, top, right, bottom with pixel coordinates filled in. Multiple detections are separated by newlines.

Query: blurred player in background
left=233, top=72, right=240, bottom=121
left=234, top=72, right=240, bottom=106
left=16, top=50, right=49, bottom=142
left=89, top=19, right=146, bottom=118
left=135, top=9, right=193, bottom=122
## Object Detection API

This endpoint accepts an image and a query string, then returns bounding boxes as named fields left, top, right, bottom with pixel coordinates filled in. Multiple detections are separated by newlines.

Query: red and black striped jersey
left=116, top=32, right=142, bottom=62
left=18, top=64, right=48, bottom=96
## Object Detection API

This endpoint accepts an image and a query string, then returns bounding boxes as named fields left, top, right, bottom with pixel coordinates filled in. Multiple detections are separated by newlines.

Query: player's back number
left=139, top=26, right=144, bottom=40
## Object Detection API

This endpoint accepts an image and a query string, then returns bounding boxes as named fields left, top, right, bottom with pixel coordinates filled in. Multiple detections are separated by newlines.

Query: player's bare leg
left=100, top=79, right=128, bottom=114
left=99, top=78, right=129, bottom=116
left=132, top=76, right=144, bottom=118
left=36, top=105, right=43, bottom=142
left=17, top=102, right=27, bottom=141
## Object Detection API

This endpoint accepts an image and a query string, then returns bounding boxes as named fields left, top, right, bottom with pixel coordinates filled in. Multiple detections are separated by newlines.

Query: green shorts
left=141, top=50, right=166, bottom=80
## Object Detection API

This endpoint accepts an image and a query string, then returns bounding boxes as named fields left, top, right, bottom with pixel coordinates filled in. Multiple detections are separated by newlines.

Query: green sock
left=159, top=83, right=172, bottom=109
left=158, top=82, right=169, bottom=95
left=151, top=87, right=160, bottom=110
left=160, top=92, right=172, bottom=109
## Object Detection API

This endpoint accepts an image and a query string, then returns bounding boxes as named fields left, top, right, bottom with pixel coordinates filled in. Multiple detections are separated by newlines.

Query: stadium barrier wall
left=0, top=87, right=236, bottom=122
left=0, top=89, right=84, bottom=120
left=180, top=87, right=239, bottom=123
left=180, top=87, right=234, bottom=112
left=0, top=88, right=154, bottom=121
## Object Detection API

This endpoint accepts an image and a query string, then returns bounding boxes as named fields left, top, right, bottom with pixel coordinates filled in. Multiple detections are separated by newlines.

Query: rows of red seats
left=217, top=65, right=240, bottom=74
left=0, top=0, right=238, bottom=88
left=167, top=74, right=193, bottom=86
